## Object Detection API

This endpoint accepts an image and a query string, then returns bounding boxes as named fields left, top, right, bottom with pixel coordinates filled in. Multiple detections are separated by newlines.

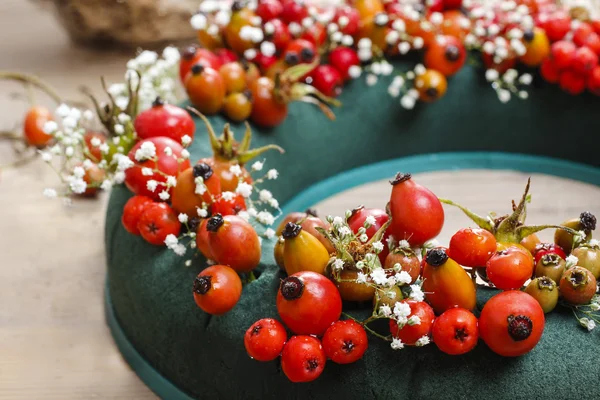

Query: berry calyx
left=580, top=211, right=597, bottom=232
left=390, top=172, right=412, bottom=185
left=193, top=275, right=212, bottom=295
left=507, top=315, right=533, bottom=341
left=193, top=162, right=214, bottom=180
left=280, top=276, right=305, bottom=300
left=282, top=222, right=303, bottom=238
left=426, top=248, right=449, bottom=266
left=206, top=214, right=225, bottom=232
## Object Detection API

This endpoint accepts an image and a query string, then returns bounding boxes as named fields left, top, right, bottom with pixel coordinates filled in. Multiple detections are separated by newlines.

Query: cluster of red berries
left=541, top=20, right=600, bottom=95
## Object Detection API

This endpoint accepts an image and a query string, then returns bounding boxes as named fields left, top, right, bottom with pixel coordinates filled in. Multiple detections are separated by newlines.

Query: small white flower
left=338, top=226, right=352, bottom=237
left=590, top=239, right=599, bottom=247
left=43, top=121, right=58, bottom=134
left=178, top=213, right=189, bottom=224
left=410, top=285, right=425, bottom=301
left=392, top=18, right=405, bottom=32
left=413, top=37, right=424, bottom=49
left=43, top=188, right=57, bottom=198
left=56, top=104, right=70, bottom=117
left=356, top=261, right=365, bottom=270
left=236, top=182, right=253, bottom=198
left=195, top=181, right=207, bottom=195
left=73, top=166, right=85, bottom=179
left=181, top=135, right=192, bottom=146
left=257, top=211, right=275, bottom=226
left=408, top=315, right=421, bottom=326
left=158, top=190, right=170, bottom=201
left=342, top=35, right=354, bottom=46
left=348, top=65, right=361, bottom=79
left=40, top=151, right=52, bottom=163
left=221, top=191, right=235, bottom=201
left=372, top=241, right=384, bottom=253
left=247, top=208, right=258, bottom=217
left=166, top=176, right=177, bottom=187
left=190, top=13, right=207, bottom=30
left=237, top=211, right=250, bottom=221
left=264, top=228, right=276, bottom=239
left=356, top=272, right=367, bottom=284
left=146, top=180, right=158, bottom=192
left=288, top=22, right=302, bottom=36
left=400, top=95, right=415, bottom=110
left=359, top=233, right=369, bottom=243
left=390, top=338, right=404, bottom=350
left=366, top=74, right=378, bottom=86
left=358, top=48, right=372, bottom=61
left=185, top=260, right=192, bottom=267
left=519, top=91, right=529, bottom=99
left=497, top=89, right=511, bottom=104
left=198, top=208, right=208, bottom=218
left=173, top=244, right=186, bottom=256
left=485, top=69, right=499, bottom=82
left=164, top=234, right=178, bottom=248
left=393, top=301, right=411, bottom=319
left=398, top=240, right=410, bottom=249
left=267, top=169, right=278, bottom=180
left=83, top=110, right=94, bottom=121
left=114, top=172, right=125, bottom=184
left=100, top=180, right=112, bottom=190
left=264, top=22, right=275, bottom=35
left=430, top=12, right=443, bottom=25
left=365, top=215, right=376, bottom=226
left=142, top=168, right=154, bottom=176
left=414, top=64, right=426, bottom=76
left=398, top=41, right=411, bottom=54
left=333, top=258, right=345, bottom=271
left=136, top=50, right=158, bottom=66
left=269, top=198, right=279, bottom=208
left=590, top=303, right=600, bottom=311
left=580, top=317, right=596, bottom=331
left=69, top=178, right=87, bottom=194
left=415, top=336, right=431, bottom=347
left=566, top=254, right=579, bottom=268
left=358, top=38, right=372, bottom=49
left=65, top=147, right=74, bottom=157
left=396, top=271, right=412, bottom=285
left=114, top=124, right=125, bottom=135
left=259, top=190, right=273, bottom=202
left=379, top=304, right=392, bottom=317
left=332, top=216, right=344, bottom=226
left=251, top=161, right=263, bottom=171
left=135, top=141, right=156, bottom=161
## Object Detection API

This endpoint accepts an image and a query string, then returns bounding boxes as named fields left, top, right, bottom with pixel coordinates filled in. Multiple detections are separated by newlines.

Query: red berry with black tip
left=322, top=320, right=368, bottom=364
left=550, top=40, right=576, bottom=70
left=137, top=202, right=181, bottom=245
left=309, top=65, right=343, bottom=97
left=559, top=69, right=586, bottom=95
left=572, top=46, right=598, bottom=74
left=179, top=46, right=221, bottom=83
left=244, top=318, right=287, bottom=361
left=329, top=47, right=360, bottom=81
left=256, top=0, right=283, bottom=22
left=284, top=39, right=316, bottom=65
left=134, top=97, right=195, bottom=144
left=424, top=35, right=466, bottom=77
left=281, top=335, right=326, bottom=383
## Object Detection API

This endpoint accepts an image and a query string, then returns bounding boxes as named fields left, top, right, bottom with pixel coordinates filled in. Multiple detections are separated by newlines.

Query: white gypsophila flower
left=65, top=147, right=74, bottom=157
left=396, top=271, right=412, bottom=285
left=338, top=226, right=352, bottom=237
left=257, top=211, right=275, bottom=226
left=40, top=151, right=52, bottom=163
left=229, top=164, right=243, bottom=176
left=267, top=169, right=278, bottom=180
left=356, top=261, right=365, bottom=270
left=151, top=183, right=169, bottom=197
left=72, top=166, right=85, bottom=179
left=358, top=37, right=372, bottom=49
left=485, top=69, right=499, bottom=82
left=180, top=149, right=190, bottom=160
left=195, top=181, right=207, bottom=195
left=83, top=109, right=94, bottom=121
left=400, top=95, right=415, bottom=110
left=166, top=176, right=177, bottom=187
left=237, top=211, right=250, bottom=221
left=251, top=161, right=263, bottom=171
left=356, top=272, right=367, bottom=284
left=136, top=50, right=158, bottom=66
left=146, top=180, right=158, bottom=192
left=410, top=285, right=425, bottom=301
left=43, top=120, right=58, bottom=134
left=333, top=258, right=345, bottom=271
left=333, top=216, right=344, bottom=226
left=82, top=159, right=94, bottom=170
left=590, top=303, right=600, bottom=311
left=162, top=46, right=180, bottom=64
left=181, top=135, right=192, bottom=146
left=178, top=213, right=189, bottom=224
left=379, top=304, right=392, bottom=317
left=391, top=338, right=404, bottom=350
left=365, top=215, right=376, bottom=226
left=360, top=233, right=369, bottom=243
left=388, top=85, right=400, bottom=98
left=190, top=13, right=207, bottom=30
left=397, top=240, right=410, bottom=249
left=43, top=188, right=57, bottom=198
left=113, top=171, right=125, bottom=184
left=269, top=198, right=279, bottom=208
left=414, top=64, right=426, bottom=76
left=498, top=89, right=511, bottom=104
left=114, top=124, right=125, bottom=135
left=142, top=168, right=154, bottom=176
left=114, top=154, right=133, bottom=171
left=221, top=191, right=235, bottom=201
left=366, top=74, right=378, bottom=86
left=264, top=228, right=276, bottom=239
left=398, top=41, right=411, bottom=54
left=197, top=208, right=208, bottom=218
left=69, top=178, right=87, bottom=194
left=590, top=239, right=600, bottom=247
left=164, top=234, right=178, bottom=248
left=408, top=315, right=422, bottom=326
left=173, top=244, right=186, bottom=256
left=415, top=336, right=431, bottom=347
left=259, top=190, right=273, bottom=202
left=394, top=301, right=411, bottom=319
left=413, top=37, right=424, bottom=49
left=580, top=318, right=596, bottom=331
left=185, top=260, right=192, bottom=267
left=248, top=208, right=258, bottom=217
left=236, top=182, right=253, bottom=198
left=566, top=254, right=579, bottom=267
left=348, top=65, right=362, bottom=79
left=358, top=48, right=372, bottom=61
left=260, top=41, right=276, bottom=57
left=135, top=141, right=156, bottom=161
left=100, top=180, right=112, bottom=190
left=56, top=103, right=70, bottom=117
left=372, top=241, right=384, bottom=253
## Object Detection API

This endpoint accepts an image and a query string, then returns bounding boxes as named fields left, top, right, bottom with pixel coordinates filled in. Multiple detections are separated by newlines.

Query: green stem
left=439, top=198, right=494, bottom=231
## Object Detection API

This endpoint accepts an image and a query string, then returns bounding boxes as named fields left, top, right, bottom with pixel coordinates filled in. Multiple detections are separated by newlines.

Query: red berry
left=328, top=47, right=360, bottom=81
left=389, top=300, right=436, bottom=346
left=210, top=193, right=247, bottom=216
left=213, top=48, right=238, bottom=65
left=428, top=0, right=444, bottom=13
left=309, top=65, right=343, bottom=97
left=134, top=99, right=195, bottom=144
left=550, top=40, right=576, bottom=70
left=301, top=22, right=327, bottom=47
left=244, top=318, right=287, bottom=362
left=584, top=33, right=600, bottom=56
left=256, top=0, right=283, bottom=22
left=592, top=20, right=600, bottom=36
left=281, top=335, right=326, bottom=383
left=540, top=58, right=560, bottom=83
left=573, top=22, right=593, bottom=47
left=533, top=243, right=567, bottom=265
left=264, top=19, right=291, bottom=52
left=122, top=195, right=153, bottom=235
left=572, top=46, right=598, bottom=74
left=322, top=320, right=368, bottom=364
left=544, top=11, right=571, bottom=42
left=137, top=202, right=181, bottom=245
left=284, top=39, right=316, bottom=65
left=281, top=0, right=308, bottom=24
left=179, top=47, right=221, bottom=83
left=431, top=308, right=479, bottom=355
left=254, top=53, right=278, bottom=72
left=442, top=0, right=462, bottom=10
left=334, top=6, right=360, bottom=35
left=559, top=69, right=586, bottom=95
left=587, top=66, right=600, bottom=95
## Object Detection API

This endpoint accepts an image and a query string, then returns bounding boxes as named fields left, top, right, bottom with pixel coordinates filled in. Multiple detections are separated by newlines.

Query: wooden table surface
left=1, top=2, right=600, bottom=400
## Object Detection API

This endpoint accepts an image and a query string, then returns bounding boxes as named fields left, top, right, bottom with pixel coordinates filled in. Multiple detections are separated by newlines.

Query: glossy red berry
left=334, top=6, right=359, bottom=35
left=281, top=335, right=326, bottom=383
left=210, top=193, right=247, bottom=216
left=134, top=98, right=195, bottom=144
left=281, top=0, right=309, bottom=24
left=442, top=0, right=462, bottom=10
left=572, top=46, right=598, bottom=74
left=533, top=243, right=567, bottom=265
left=137, top=202, right=181, bottom=245
left=179, top=47, right=222, bottom=83
left=122, top=195, right=154, bottom=235
left=207, top=214, right=261, bottom=272
left=301, top=22, right=327, bottom=47
left=544, top=11, right=571, bottom=42
left=284, top=39, right=316, bottom=66
left=389, top=301, right=435, bottom=346
left=573, top=22, right=593, bottom=47
left=244, top=318, right=287, bottom=361
left=256, top=0, right=283, bottom=22
left=584, top=33, right=600, bottom=56
left=550, top=40, right=576, bottom=70
left=559, top=69, right=586, bottom=95
left=540, top=58, right=560, bottom=83
left=329, top=47, right=360, bottom=81
left=213, top=48, right=239, bottom=65
left=309, top=65, right=343, bottom=97
left=322, top=320, right=368, bottom=364
left=424, top=35, right=466, bottom=77
left=587, top=66, right=600, bottom=95
left=264, top=18, right=291, bottom=52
